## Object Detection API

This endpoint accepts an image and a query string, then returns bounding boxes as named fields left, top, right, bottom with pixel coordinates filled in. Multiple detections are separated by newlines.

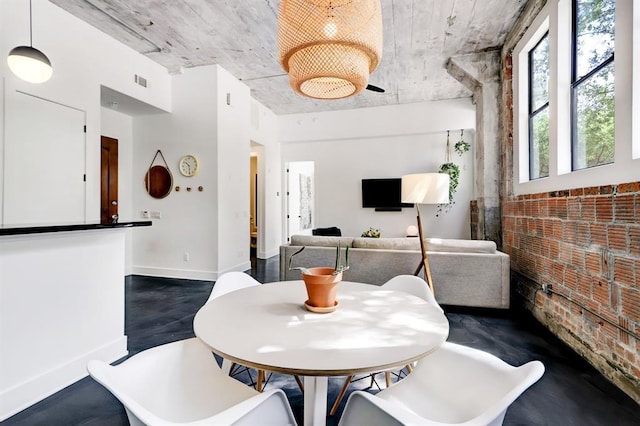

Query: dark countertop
left=0, top=221, right=152, bottom=236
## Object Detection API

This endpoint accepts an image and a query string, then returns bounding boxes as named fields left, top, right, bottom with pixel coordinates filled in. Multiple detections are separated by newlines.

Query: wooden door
left=101, top=136, right=118, bottom=223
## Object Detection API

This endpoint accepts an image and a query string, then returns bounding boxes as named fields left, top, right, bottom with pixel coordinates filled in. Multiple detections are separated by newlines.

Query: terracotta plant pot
left=302, top=267, right=342, bottom=308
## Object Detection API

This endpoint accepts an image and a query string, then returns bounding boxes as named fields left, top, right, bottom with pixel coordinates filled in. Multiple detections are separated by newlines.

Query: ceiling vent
left=134, top=74, right=147, bottom=88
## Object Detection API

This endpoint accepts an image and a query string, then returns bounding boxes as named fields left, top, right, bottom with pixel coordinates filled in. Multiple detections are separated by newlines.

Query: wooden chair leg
left=257, top=370, right=265, bottom=392
left=385, top=372, right=391, bottom=388
left=294, top=375, right=305, bottom=393
left=330, top=375, right=353, bottom=416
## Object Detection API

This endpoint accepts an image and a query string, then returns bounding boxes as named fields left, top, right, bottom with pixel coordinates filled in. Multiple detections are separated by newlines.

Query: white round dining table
left=193, top=280, right=449, bottom=426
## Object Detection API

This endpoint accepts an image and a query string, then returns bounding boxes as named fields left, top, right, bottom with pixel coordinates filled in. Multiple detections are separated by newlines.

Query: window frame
left=570, top=0, right=616, bottom=171
left=511, top=0, right=638, bottom=196
left=528, top=31, right=550, bottom=180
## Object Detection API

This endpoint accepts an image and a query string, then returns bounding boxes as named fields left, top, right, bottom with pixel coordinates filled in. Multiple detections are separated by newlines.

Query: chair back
left=208, top=272, right=261, bottom=303
left=382, top=275, right=442, bottom=312
left=378, top=342, right=545, bottom=425
left=88, top=338, right=297, bottom=425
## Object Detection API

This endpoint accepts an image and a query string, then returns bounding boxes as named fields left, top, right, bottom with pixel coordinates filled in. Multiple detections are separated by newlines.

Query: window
left=529, top=33, right=550, bottom=179
left=512, top=0, right=636, bottom=195
left=571, top=0, right=615, bottom=170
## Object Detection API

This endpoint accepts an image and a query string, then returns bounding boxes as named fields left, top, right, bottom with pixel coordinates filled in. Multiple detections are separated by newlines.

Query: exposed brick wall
left=500, top=51, right=640, bottom=402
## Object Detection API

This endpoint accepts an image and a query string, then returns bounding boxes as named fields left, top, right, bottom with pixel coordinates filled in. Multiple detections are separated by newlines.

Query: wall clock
left=179, top=154, right=199, bottom=177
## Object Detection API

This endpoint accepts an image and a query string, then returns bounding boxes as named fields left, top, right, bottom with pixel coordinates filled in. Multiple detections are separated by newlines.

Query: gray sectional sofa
left=280, top=235, right=510, bottom=309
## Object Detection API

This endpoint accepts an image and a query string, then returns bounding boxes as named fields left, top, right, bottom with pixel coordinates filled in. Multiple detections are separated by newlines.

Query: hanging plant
left=454, top=129, right=470, bottom=156
left=438, top=162, right=460, bottom=204
left=436, top=131, right=460, bottom=216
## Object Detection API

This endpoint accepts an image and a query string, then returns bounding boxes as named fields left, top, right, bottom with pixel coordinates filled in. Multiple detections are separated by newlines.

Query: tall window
left=571, top=0, right=615, bottom=170
left=529, top=33, right=550, bottom=179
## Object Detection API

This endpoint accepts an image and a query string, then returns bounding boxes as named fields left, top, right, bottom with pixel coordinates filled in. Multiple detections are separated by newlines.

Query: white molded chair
left=207, top=271, right=262, bottom=303
left=208, top=272, right=268, bottom=389
left=338, top=342, right=545, bottom=426
left=87, top=338, right=297, bottom=426
left=330, top=275, right=441, bottom=415
left=209, top=272, right=304, bottom=393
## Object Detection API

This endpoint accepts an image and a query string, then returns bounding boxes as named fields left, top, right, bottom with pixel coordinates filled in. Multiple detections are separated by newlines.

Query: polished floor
left=4, top=256, right=639, bottom=425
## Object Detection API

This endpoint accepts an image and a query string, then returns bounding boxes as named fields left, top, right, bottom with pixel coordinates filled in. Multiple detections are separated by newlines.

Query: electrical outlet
left=141, top=210, right=150, bottom=219
left=183, top=252, right=189, bottom=262
left=542, top=283, right=552, bottom=294
left=151, top=211, right=162, bottom=219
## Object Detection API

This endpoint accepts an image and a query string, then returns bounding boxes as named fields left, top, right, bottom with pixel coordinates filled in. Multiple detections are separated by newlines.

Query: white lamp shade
left=401, top=173, right=450, bottom=205
left=7, top=46, right=52, bottom=84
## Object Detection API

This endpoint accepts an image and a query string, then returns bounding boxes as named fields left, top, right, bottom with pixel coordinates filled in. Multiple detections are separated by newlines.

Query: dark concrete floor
left=4, top=256, right=639, bottom=425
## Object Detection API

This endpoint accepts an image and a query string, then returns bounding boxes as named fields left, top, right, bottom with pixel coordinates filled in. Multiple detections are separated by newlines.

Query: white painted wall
left=280, top=99, right=476, bottom=239
left=0, top=0, right=171, bottom=225
left=132, top=65, right=254, bottom=279
left=101, top=108, right=134, bottom=274
left=216, top=67, right=252, bottom=273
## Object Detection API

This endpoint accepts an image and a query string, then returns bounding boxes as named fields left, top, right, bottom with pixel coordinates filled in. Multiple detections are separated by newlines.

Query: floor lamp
left=401, top=173, right=450, bottom=294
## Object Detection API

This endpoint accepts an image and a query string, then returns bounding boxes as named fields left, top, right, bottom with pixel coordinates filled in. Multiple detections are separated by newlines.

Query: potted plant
left=288, top=244, right=350, bottom=312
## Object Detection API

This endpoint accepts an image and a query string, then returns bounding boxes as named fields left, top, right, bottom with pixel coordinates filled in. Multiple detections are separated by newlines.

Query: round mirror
left=144, top=165, right=173, bottom=199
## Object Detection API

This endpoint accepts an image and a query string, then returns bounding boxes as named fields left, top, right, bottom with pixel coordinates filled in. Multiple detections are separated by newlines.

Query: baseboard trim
left=0, top=337, right=127, bottom=421
left=132, top=262, right=252, bottom=281
left=132, top=266, right=216, bottom=281
left=258, top=248, right=279, bottom=259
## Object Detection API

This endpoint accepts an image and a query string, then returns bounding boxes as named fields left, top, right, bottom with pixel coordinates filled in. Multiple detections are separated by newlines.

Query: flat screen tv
left=361, top=178, right=413, bottom=211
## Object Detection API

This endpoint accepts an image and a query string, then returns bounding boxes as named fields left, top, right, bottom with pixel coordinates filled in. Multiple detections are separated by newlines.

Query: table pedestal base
left=304, top=376, right=328, bottom=426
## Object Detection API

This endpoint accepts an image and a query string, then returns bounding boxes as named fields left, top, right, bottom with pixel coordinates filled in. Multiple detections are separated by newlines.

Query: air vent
left=134, top=74, right=148, bottom=88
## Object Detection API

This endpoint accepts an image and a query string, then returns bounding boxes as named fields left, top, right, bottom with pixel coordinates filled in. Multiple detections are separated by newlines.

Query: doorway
left=100, top=136, right=118, bottom=223
left=250, top=154, right=258, bottom=256
left=286, top=161, right=315, bottom=242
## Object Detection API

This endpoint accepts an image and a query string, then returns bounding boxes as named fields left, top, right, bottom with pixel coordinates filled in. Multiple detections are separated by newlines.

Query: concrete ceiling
left=51, top=0, right=527, bottom=115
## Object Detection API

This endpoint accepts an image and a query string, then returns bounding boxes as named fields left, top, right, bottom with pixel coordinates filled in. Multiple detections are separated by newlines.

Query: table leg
left=303, top=376, right=328, bottom=426
left=221, top=358, right=232, bottom=375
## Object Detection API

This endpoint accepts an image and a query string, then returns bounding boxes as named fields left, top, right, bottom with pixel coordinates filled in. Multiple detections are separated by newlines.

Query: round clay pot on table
left=301, top=267, right=342, bottom=310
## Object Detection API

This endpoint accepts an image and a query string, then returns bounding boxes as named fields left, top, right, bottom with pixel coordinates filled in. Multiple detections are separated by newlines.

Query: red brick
left=564, top=222, right=577, bottom=244
left=570, top=188, right=584, bottom=197
left=585, top=251, right=602, bottom=276
left=576, top=222, right=591, bottom=246
left=614, top=256, right=636, bottom=286
left=593, top=279, right=610, bottom=306
left=620, top=287, right=640, bottom=318
left=576, top=271, right=592, bottom=296
left=630, top=226, right=640, bottom=257
left=600, top=185, right=615, bottom=195
left=581, top=197, right=596, bottom=221
left=553, top=263, right=566, bottom=283
left=591, top=223, right=607, bottom=246
left=559, top=243, right=573, bottom=265
left=547, top=240, right=559, bottom=259
left=607, top=225, right=628, bottom=252
left=572, top=246, right=587, bottom=270
left=617, top=181, right=640, bottom=193
left=568, top=198, right=581, bottom=220
left=584, top=186, right=600, bottom=196
left=596, top=197, right=613, bottom=222
left=565, top=267, right=578, bottom=291
left=614, top=194, right=636, bottom=223
left=556, top=198, right=568, bottom=219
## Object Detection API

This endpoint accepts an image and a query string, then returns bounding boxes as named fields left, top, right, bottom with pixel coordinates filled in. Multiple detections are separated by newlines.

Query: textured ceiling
left=50, top=0, right=527, bottom=115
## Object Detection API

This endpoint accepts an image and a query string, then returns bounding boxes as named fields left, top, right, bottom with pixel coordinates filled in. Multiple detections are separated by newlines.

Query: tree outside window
left=572, top=0, right=615, bottom=170
left=529, top=33, right=549, bottom=179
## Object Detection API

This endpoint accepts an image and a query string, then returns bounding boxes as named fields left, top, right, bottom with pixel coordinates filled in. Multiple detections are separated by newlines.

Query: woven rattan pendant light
left=278, top=0, right=383, bottom=100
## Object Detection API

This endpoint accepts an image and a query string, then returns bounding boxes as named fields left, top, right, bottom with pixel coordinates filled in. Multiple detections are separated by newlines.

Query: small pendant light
left=7, top=0, right=52, bottom=84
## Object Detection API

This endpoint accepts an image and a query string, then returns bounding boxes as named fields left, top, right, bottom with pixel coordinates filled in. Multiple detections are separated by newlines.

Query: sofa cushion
left=290, top=235, right=354, bottom=247
left=425, top=238, right=496, bottom=253
left=352, top=237, right=421, bottom=250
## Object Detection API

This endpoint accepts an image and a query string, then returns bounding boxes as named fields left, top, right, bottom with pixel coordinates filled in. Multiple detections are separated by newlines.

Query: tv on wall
left=361, top=178, right=413, bottom=211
